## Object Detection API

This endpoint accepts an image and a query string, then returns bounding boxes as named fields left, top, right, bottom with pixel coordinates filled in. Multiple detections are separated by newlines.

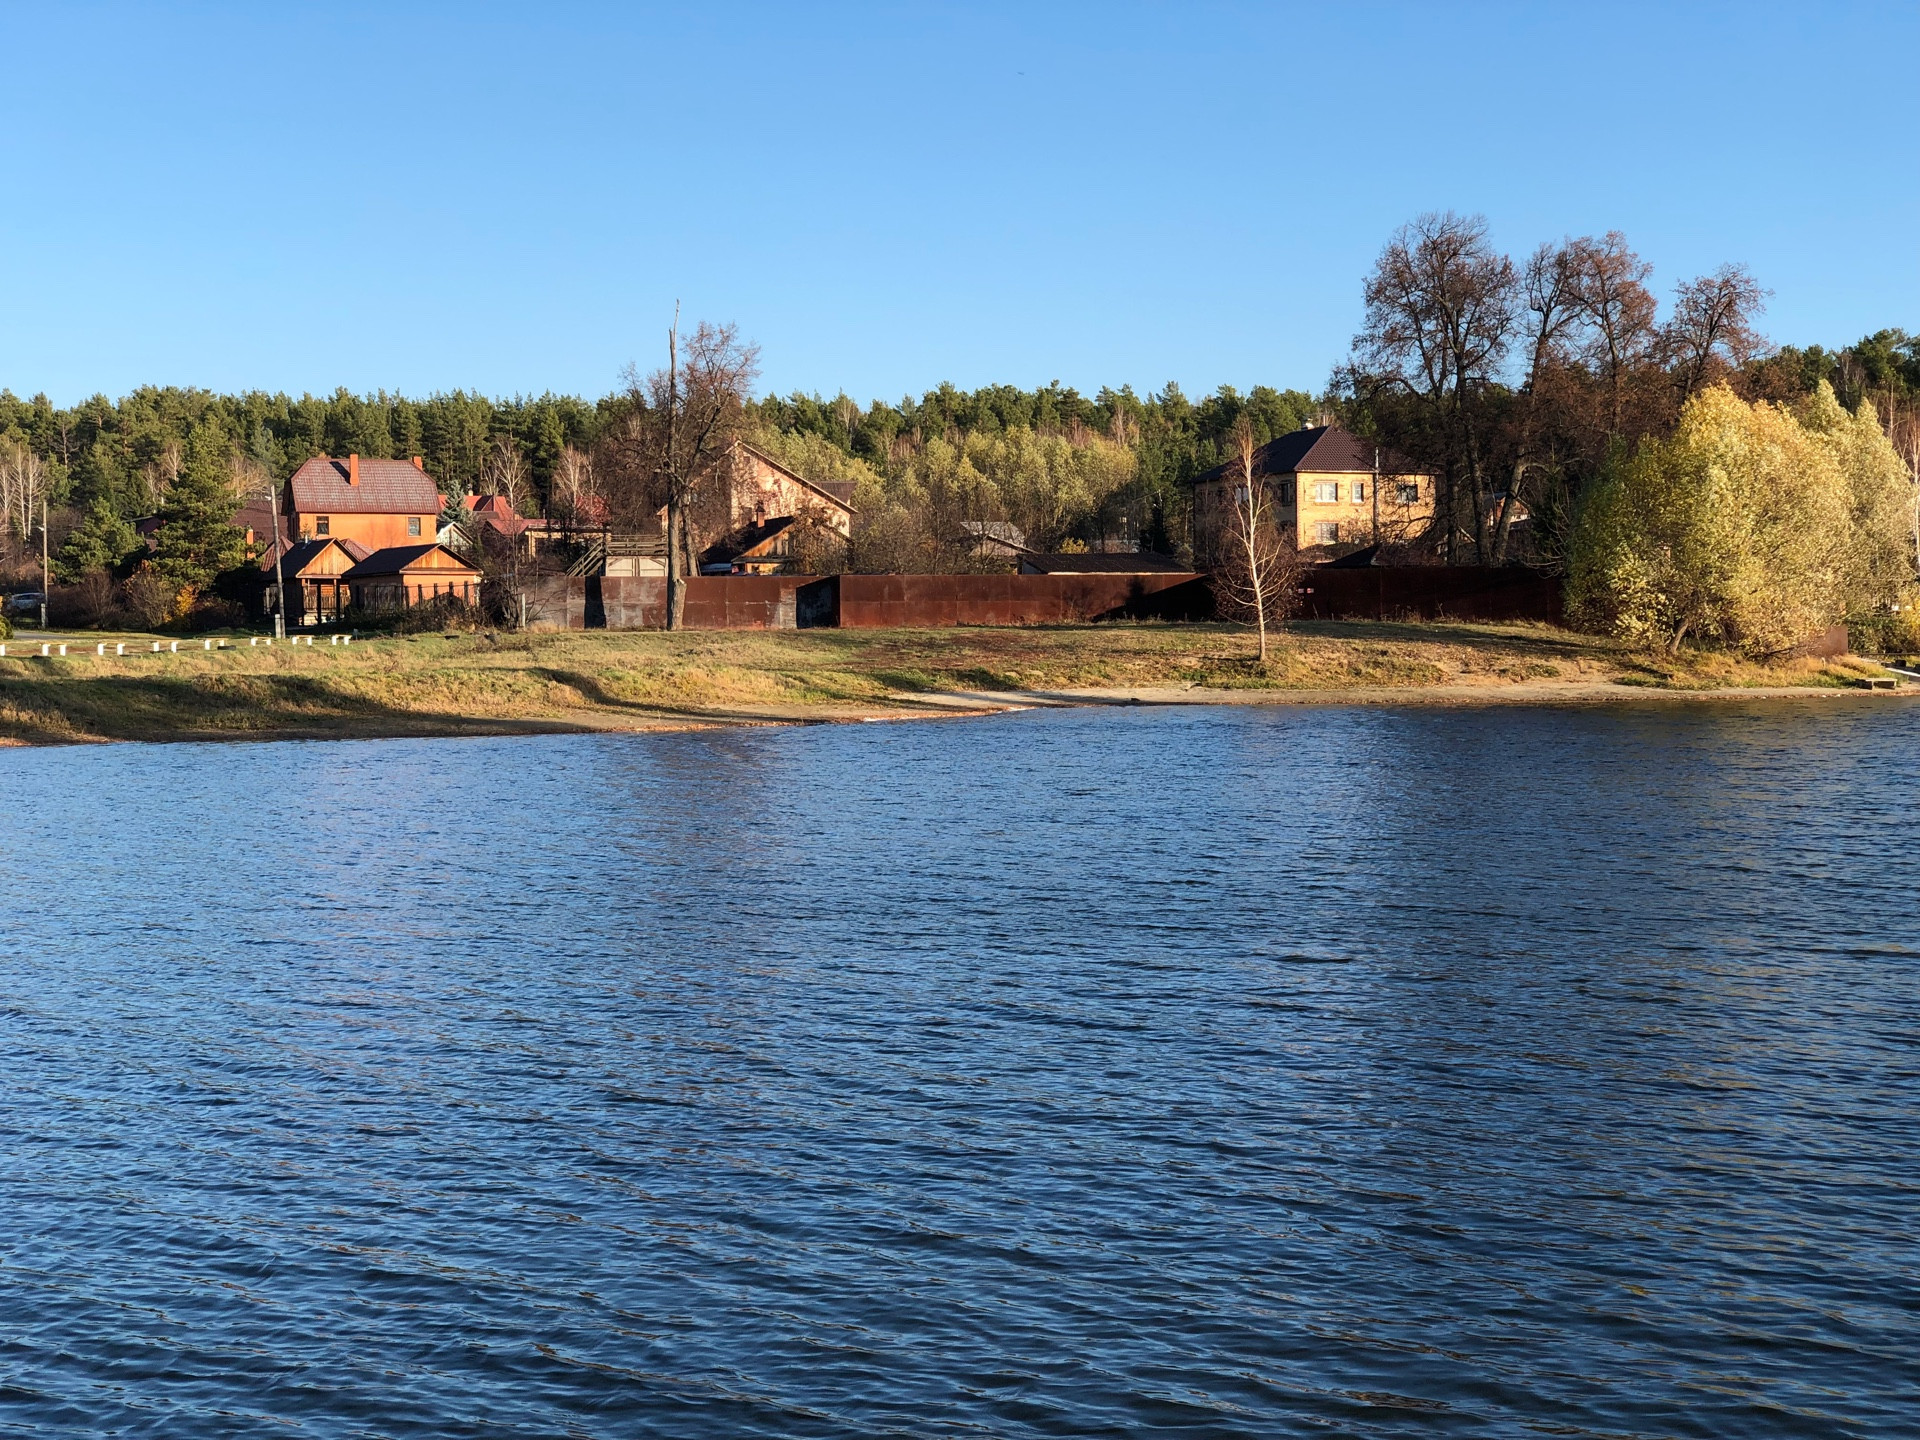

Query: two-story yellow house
left=1191, top=424, right=1433, bottom=561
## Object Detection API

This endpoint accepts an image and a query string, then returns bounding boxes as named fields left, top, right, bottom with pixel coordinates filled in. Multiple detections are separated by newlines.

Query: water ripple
left=0, top=700, right=1916, bottom=1436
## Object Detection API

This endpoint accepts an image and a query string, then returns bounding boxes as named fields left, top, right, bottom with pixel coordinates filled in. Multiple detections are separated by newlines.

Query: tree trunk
left=665, top=494, right=686, bottom=630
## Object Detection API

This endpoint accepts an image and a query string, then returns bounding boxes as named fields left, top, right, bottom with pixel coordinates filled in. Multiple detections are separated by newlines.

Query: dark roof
left=342, top=543, right=479, bottom=580
left=1017, top=553, right=1191, bottom=574
left=1193, top=426, right=1417, bottom=485
left=288, top=456, right=442, bottom=515
left=1320, top=544, right=1381, bottom=569
left=700, top=516, right=795, bottom=567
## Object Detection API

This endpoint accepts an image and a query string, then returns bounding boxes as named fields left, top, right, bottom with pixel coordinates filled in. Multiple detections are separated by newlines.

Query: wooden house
left=343, top=543, right=483, bottom=610
left=259, top=536, right=369, bottom=625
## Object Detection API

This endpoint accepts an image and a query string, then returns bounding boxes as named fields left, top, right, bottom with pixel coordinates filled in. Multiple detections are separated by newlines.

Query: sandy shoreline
left=24, top=677, right=1904, bottom=749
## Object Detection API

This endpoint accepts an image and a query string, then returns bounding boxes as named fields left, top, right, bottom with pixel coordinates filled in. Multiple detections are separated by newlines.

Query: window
left=1397, top=482, right=1421, bottom=504
left=408, top=516, right=422, bottom=537
left=1315, top=521, right=1340, bottom=544
left=1278, top=479, right=1295, bottom=504
left=1352, top=480, right=1367, bottom=503
left=1313, top=481, right=1340, bottom=503
left=315, top=516, right=330, bottom=536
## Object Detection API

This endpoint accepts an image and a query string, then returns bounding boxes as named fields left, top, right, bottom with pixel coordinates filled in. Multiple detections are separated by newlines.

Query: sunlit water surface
left=1, top=701, right=1916, bottom=1438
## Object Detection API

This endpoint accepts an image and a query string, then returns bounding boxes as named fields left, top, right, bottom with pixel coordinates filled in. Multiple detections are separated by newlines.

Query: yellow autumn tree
left=1569, top=385, right=1851, bottom=653
left=1795, top=380, right=1917, bottom=616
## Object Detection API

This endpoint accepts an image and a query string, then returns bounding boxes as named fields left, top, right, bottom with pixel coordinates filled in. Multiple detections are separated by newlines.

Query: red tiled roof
left=1194, top=426, right=1419, bottom=485
left=288, top=456, right=441, bottom=515
left=462, top=494, right=534, bottom=536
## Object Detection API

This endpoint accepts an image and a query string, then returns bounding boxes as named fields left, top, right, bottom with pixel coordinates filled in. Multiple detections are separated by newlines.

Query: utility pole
left=267, top=481, right=288, bottom=639
left=39, top=497, right=48, bottom=630
left=1372, top=445, right=1381, bottom=546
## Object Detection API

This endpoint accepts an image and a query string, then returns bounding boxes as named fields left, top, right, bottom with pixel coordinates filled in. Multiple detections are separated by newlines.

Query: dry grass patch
left=0, top=621, right=1897, bottom=745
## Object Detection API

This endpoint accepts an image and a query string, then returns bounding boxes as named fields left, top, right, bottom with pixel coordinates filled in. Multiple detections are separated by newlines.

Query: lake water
left=1, top=701, right=1916, bottom=1438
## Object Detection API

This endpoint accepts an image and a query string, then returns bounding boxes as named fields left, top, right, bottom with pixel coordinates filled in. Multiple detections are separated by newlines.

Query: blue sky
left=2, top=1, right=1914, bottom=407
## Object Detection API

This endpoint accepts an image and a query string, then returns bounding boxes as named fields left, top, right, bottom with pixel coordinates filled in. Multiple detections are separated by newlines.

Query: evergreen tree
left=54, top=497, right=142, bottom=581
left=153, top=423, right=245, bottom=592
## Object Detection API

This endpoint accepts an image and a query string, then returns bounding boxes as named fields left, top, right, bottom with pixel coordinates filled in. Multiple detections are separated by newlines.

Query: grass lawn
left=0, top=620, right=1897, bottom=746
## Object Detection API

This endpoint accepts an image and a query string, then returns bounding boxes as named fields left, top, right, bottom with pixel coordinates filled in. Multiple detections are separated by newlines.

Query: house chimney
left=410, top=455, right=425, bottom=471
left=347, top=454, right=360, bottom=486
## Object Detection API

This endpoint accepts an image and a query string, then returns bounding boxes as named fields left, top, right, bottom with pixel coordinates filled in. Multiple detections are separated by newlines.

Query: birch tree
left=1213, top=419, right=1298, bottom=662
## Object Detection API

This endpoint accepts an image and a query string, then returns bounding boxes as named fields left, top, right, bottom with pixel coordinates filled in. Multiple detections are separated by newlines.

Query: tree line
left=1, top=214, right=1914, bottom=645
left=1335, top=212, right=1920, bottom=571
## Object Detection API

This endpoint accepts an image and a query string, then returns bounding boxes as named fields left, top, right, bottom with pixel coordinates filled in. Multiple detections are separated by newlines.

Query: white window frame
left=1314, top=521, right=1340, bottom=544
left=1396, top=482, right=1421, bottom=504
left=1352, top=480, right=1367, bottom=503
left=1313, top=481, right=1340, bottom=503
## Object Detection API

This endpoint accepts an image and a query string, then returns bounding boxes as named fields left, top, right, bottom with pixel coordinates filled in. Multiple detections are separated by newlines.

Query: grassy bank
left=0, top=621, right=1900, bottom=746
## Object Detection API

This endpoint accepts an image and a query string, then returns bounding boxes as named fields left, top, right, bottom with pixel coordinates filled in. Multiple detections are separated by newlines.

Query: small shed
left=343, top=543, right=483, bottom=610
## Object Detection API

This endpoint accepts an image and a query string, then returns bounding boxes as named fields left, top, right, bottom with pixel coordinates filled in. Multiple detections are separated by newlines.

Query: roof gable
left=342, top=543, right=482, bottom=580
left=1193, top=426, right=1420, bottom=485
left=289, top=456, right=442, bottom=515
left=734, top=441, right=858, bottom=514
left=259, top=536, right=369, bottom=576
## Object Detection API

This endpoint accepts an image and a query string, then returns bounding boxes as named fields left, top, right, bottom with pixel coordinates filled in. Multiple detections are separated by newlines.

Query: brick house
left=696, top=441, right=857, bottom=574
left=1191, top=425, right=1433, bottom=561
left=285, top=454, right=443, bottom=552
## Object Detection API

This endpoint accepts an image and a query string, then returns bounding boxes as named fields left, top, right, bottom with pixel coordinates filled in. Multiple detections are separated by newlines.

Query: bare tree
left=1566, top=232, right=1659, bottom=437
left=1351, top=212, right=1518, bottom=563
left=611, top=313, right=760, bottom=629
left=1213, top=419, right=1299, bottom=663
left=480, top=435, right=530, bottom=512
left=142, top=442, right=182, bottom=512
left=1491, top=240, right=1587, bottom=563
left=1667, top=265, right=1769, bottom=401
left=0, top=439, right=47, bottom=542
left=550, top=446, right=597, bottom=533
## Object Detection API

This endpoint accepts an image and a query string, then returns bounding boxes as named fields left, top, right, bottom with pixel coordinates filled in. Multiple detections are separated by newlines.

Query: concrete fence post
left=203, top=639, right=213, bottom=650
left=169, top=641, right=179, bottom=653
left=96, top=643, right=107, bottom=655
left=151, top=642, right=161, bottom=652
left=39, top=644, right=49, bottom=657
left=116, top=643, right=125, bottom=655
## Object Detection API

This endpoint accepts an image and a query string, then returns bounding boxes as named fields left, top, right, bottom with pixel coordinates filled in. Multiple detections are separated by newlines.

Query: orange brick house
left=1191, top=425, right=1433, bottom=561
left=285, top=454, right=442, bottom=551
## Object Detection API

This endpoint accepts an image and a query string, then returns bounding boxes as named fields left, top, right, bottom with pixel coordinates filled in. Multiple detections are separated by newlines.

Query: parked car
left=7, top=592, right=44, bottom=615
